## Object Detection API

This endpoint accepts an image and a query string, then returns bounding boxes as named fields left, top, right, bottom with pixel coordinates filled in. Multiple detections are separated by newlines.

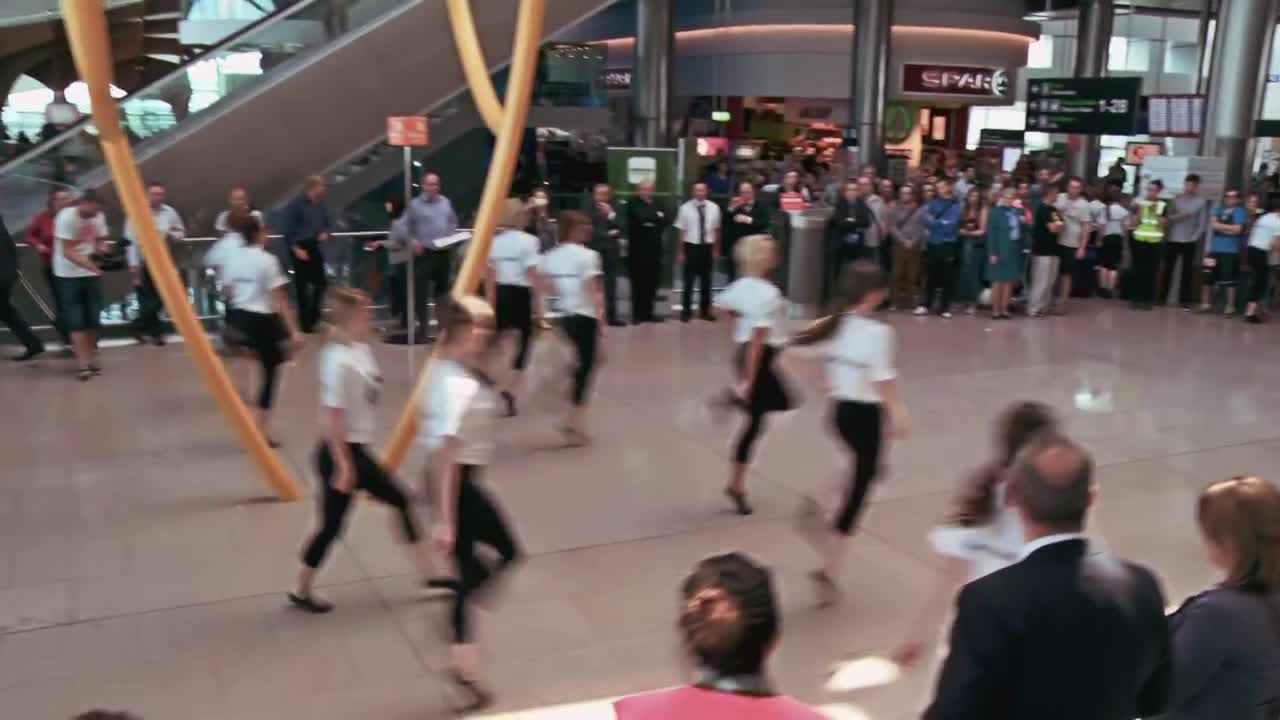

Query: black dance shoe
left=288, top=592, right=334, bottom=614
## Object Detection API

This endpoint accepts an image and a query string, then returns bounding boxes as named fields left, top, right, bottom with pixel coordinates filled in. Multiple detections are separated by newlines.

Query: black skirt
left=735, top=343, right=796, bottom=415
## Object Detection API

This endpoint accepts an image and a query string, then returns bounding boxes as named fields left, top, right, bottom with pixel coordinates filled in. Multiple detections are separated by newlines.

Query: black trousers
left=681, top=243, right=713, bottom=320
left=411, top=247, right=453, bottom=331
left=0, top=279, right=43, bottom=353
left=42, top=266, right=69, bottom=344
left=629, top=247, right=661, bottom=322
left=590, top=240, right=621, bottom=324
left=831, top=400, right=883, bottom=535
left=1247, top=246, right=1270, bottom=304
left=302, top=442, right=420, bottom=569
left=132, top=266, right=170, bottom=338
left=494, top=284, right=533, bottom=370
left=1130, top=240, right=1161, bottom=305
left=451, top=464, right=520, bottom=644
left=292, top=242, right=326, bottom=333
left=1162, top=241, right=1197, bottom=305
left=226, top=308, right=286, bottom=409
left=562, top=314, right=599, bottom=406
left=389, top=262, right=408, bottom=326
left=923, top=243, right=960, bottom=314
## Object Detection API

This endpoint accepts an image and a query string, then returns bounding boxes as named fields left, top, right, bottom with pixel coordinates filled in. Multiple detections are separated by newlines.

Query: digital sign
left=1025, top=77, right=1141, bottom=135
left=901, top=64, right=1010, bottom=98
left=1147, top=94, right=1203, bottom=137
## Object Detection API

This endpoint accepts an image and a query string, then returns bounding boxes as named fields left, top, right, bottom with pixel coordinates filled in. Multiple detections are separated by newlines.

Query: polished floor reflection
left=4, top=301, right=1279, bottom=719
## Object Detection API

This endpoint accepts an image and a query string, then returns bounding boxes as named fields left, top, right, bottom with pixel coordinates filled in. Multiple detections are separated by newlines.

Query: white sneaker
left=913, top=306, right=929, bottom=316
left=941, top=312, right=953, bottom=319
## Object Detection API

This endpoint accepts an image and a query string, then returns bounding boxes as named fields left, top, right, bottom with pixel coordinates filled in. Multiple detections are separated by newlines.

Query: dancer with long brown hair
left=792, top=261, right=910, bottom=606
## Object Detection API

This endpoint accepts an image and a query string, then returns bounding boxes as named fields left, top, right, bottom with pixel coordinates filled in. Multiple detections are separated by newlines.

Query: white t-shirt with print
left=419, top=358, right=497, bottom=466
left=204, top=232, right=246, bottom=283
left=826, top=314, right=897, bottom=404
left=53, top=207, right=109, bottom=279
left=319, top=342, right=382, bottom=445
left=223, top=245, right=289, bottom=314
left=489, top=229, right=540, bottom=287
left=715, top=276, right=788, bottom=346
left=540, top=243, right=602, bottom=317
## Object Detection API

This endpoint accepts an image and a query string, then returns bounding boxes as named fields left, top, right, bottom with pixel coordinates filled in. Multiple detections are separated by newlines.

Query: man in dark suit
left=624, top=180, right=669, bottom=324
left=0, top=213, right=46, bottom=362
left=723, top=180, right=771, bottom=281
left=924, top=431, right=1171, bottom=720
left=589, top=183, right=624, bottom=327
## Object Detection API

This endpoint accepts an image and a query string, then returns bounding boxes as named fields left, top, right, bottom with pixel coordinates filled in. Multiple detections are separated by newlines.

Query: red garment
left=614, top=685, right=826, bottom=720
left=24, top=210, right=56, bottom=267
left=779, top=192, right=809, bottom=212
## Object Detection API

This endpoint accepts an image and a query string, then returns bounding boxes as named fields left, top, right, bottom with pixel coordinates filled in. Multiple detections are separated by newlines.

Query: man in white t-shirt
left=1052, top=177, right=1093, bottom=313
left=675, top=181, right=722, bottom=322
left=53, top=191, right=112, bottom=380
left=1245, top=202, right=1280, bottom=323
left=125, top=181, right=186, bottom=346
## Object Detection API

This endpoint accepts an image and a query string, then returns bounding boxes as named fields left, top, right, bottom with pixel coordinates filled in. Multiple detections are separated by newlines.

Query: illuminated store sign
left=901, top=64, right=1009, bottom=98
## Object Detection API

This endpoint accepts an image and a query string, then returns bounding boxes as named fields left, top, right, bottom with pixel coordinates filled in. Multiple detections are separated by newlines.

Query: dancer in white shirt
left=711, top=234, right=795, bottom=515
left=890, top=402, right=1059, bottom=666
left=539, top=210, right=606, bottom=446
left=486, top=199, right=542, bottom=417
left=221, top=213, right=303, bottom=444
left=290, top=288, right=435, bottom=613
left=421, top=295, right=521, bottom=711
left=792, top=261, right=910, bottom=606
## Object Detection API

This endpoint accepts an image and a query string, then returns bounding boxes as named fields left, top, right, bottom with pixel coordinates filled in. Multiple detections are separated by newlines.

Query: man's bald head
left=1007, top=431, right=1094, bottom=533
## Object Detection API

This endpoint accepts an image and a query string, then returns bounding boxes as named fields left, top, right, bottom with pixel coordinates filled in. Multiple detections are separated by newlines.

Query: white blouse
left=826, top=314, right=897, bottom=403
left=716, top=277, right=788, bottom=346
left=928, top=482, right=1025, bottom=582
left=540, top=243, right=602, bottom=317
left=419, top=359, right=496, bottom=466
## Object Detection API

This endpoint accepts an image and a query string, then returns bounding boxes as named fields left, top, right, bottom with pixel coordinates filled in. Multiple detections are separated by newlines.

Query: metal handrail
left=0, top=0, right=330, bottom=177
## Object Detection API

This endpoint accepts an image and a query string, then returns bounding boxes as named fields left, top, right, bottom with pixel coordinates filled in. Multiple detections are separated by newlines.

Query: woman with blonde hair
left=420, top=294, right=520, bottom=710
left=290, top=288, right=435, bottom=613
left=485, top=198, right=542, bottom=416
left=711, top=234, right=796, bottom=515
left=1160, top=476, right=1280, bottom=719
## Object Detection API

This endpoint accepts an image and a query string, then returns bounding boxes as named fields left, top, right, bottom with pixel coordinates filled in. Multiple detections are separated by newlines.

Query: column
left=1068, top=0, right=1113, bottom=181
left=632, top=0, right=673, bottom=147
left=1203, top=0, right=1279, bottom=190
left=851, top=0, right=891, bottom=172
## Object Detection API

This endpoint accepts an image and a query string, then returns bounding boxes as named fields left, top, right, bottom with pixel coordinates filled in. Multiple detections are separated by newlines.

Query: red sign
left=901, top=64, right=1009, bottom=98
left=387, top=116, right=429, bottom=146
left=779, top=191, right=808, bottom=211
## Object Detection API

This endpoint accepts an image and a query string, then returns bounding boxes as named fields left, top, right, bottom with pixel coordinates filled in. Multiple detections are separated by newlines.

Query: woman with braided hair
left=613, top=552, right=825, bottom=719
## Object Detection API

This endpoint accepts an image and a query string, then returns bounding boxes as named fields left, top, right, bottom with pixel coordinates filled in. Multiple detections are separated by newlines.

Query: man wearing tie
left=723, top=181, right=771, bottom=282
left=924, top=431, right=1171, bottom=720
left=675, top=182, right=721, bottom=322
left=624, top=180, right=669, bottom=323
left=590, top=183, right=625, bottom=326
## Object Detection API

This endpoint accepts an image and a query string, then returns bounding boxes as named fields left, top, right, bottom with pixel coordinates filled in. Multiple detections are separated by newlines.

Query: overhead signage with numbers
left=1147, top=94, right=1204, bottom=137
left=1024, top=77, right=1141, bottom=135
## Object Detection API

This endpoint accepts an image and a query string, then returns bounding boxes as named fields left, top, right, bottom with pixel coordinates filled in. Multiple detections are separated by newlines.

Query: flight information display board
left=1147, top=94, right=1203, bottom=137
left=1025, top=77, right=1141, bottom=135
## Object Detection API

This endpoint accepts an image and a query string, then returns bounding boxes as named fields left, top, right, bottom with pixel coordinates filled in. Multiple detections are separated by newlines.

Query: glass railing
left=0, top=0, right=411, bottom=229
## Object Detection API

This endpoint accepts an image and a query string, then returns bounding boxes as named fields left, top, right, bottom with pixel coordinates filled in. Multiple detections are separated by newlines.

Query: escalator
left=0, top=0, right=619, bottom=236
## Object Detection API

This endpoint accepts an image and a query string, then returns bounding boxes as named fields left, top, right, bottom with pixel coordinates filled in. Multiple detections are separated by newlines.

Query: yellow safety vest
left=1133, top=200, right=1166, bottom=243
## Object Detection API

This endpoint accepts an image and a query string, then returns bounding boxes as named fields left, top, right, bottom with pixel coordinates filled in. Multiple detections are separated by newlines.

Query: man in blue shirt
left=1199, top=188, right=1247, bottom=316
left=916, top=178, right=963, bottom=317
left=405, top=173, right=458, bottom=338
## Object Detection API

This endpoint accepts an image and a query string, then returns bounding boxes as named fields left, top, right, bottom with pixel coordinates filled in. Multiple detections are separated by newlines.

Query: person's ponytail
left=791, top=312, right=843, bottom=346
left=792, top=260, right=887, bottom=346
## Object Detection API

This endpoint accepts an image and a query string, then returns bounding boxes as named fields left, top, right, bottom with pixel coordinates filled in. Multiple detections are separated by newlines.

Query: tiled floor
left=5, top=300, right=1279, bottom=719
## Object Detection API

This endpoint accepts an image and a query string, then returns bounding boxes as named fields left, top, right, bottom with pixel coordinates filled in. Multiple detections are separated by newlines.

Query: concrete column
left=1203, top=0, right=1278, bottom=190
left=1068, top=0, right=1113, bottom=181
left=851, top=0, right=891, bottom=173
left=632, top=0, right=673, bottom=147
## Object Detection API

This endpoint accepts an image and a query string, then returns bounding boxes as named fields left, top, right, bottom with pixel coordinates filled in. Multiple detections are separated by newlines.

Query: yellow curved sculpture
left=381, top=0, right=546, bottom=470
left=445, top=0, right=506, bottom=134
left=61, top=1, right=303, bottom=501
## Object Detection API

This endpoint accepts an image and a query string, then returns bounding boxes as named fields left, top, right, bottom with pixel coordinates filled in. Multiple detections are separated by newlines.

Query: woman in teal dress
left=986, top=185, right=1025, bottom=319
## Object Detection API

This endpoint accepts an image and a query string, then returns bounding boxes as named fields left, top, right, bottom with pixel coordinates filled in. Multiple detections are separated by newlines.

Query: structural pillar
left=851, top=0, right=891, bottom=173
left=1203, top=0, right=1278, bottom=190
left=1069, top=0, right=1113, bottom=181
left=633, top=0, right=673, bottom=147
